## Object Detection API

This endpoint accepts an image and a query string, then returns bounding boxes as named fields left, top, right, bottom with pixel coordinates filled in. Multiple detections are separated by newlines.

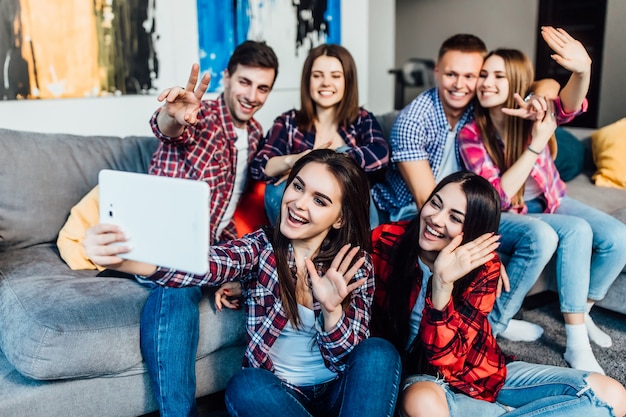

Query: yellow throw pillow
left=591, top=118, right=626, bottom=189
left=57, top=185, right=104, bottom=270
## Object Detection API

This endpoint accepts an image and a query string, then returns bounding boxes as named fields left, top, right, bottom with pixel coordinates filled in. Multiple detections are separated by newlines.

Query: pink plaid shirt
left=458, top=98, right=587, bottom=213
left=148, top=94, right=263, bottom=242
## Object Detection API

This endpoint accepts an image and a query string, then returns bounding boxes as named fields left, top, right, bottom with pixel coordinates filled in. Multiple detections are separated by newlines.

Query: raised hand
left=306, top=244, right=365, bottom=314
left=433, top=232, right=501, bottom=286
left=529, top=99, right=557, bottom=152
left=541, top=26, right=591, bottom=75
left=158, top=63, right=211, bottom=128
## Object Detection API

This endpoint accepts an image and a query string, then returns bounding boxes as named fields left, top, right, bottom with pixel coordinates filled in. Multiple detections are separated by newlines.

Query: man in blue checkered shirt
left=372, top=34, right=486, bottom=221
left=372, top=33, right=558, bottom=344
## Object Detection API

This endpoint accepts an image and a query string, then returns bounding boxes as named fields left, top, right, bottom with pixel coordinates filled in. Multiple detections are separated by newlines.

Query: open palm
left=307, top=245, right=365, bottom=313
left=434, top=233, right=500, bottom=285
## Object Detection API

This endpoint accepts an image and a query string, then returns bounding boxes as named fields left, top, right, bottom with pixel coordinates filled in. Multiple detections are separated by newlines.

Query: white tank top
left=268, top=304, right=337, bottom=386
left=216, top=127, right=249, bottom=237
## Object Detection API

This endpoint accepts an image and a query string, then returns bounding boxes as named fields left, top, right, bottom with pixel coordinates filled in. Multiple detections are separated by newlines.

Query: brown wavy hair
left=296, top=44, right=359, bottom=130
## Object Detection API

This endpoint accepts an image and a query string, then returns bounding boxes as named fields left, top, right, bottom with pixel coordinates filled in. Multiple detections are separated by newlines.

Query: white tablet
left=98, top=169, right=210, bottom=275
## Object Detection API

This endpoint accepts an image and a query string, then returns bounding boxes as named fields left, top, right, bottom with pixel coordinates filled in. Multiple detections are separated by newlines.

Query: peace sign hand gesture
left=306, top=244, right=365, bottom=329
left=157, top=63, right=211, bottom=129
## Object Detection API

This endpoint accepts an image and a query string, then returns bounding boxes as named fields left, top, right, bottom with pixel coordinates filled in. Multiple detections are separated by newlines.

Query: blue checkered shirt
left=372, top=88, right=474, bottom=217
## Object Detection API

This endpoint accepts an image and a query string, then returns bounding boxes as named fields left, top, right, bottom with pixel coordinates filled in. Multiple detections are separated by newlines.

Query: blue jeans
left=138, top=278, right=202, bottom=417
left=224, top=337, right=401, bottom=417
left=489, top=212, right=559, bottom=335
left=403, top=361, right=615, bottom=417
left=527, top=196, right=626, bottom=312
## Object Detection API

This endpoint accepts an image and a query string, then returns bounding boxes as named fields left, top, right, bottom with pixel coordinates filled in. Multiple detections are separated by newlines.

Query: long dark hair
left=375, top=171, right=500, bottom=374
left=270, top=149, right=371, bottom=327
left=296, top=44, right=359, bottom=130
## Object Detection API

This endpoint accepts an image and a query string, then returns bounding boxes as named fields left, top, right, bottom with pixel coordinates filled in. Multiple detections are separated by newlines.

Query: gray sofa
left=0, top=128, right=246, bottom=417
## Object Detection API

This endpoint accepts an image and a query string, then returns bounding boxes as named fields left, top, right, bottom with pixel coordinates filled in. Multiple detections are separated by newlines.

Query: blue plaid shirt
left=372, top=88, right=474, bottom=217
left=149, top=228, right=374, bottom=374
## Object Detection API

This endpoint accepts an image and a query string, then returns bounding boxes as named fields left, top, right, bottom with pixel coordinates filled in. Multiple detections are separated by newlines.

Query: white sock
left=498, top=319, right=544, bottom=342
left=563, top=323, right=605, bottom=374
left=585, top=302, right=612, bottom=347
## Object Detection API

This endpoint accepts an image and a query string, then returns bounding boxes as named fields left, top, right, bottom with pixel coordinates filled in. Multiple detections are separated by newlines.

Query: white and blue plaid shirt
left=372, top=88, right=474, bottom=217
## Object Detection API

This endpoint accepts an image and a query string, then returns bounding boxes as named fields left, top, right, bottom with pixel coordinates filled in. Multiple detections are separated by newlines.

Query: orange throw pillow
left=591, top=118, right=626, bottom=189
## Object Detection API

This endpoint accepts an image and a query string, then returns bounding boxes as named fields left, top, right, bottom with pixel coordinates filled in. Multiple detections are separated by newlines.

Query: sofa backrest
left=0, top=128, right=158, bottom=251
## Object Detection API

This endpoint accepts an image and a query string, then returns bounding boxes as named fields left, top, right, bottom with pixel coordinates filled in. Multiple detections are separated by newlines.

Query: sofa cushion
left=0, top=129, right=157, bottom=251
left=591, top=118, right=626, bottom=189
left=554, top=127, right=585, bottom=181
left=0, top=245, right=246, bottom=380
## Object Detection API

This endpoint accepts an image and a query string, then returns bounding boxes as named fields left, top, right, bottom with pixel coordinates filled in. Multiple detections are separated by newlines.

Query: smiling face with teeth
left=418, top=182, right=467, bottom=256
left=222, top=64, right=276, bottom=128
left=279, top=161, right=343, bottom=247
left=435, top=50, right=484, bottom=127
left=477, top=55, right=509, bottom=109
left=309, top=55, right=346, bottom=111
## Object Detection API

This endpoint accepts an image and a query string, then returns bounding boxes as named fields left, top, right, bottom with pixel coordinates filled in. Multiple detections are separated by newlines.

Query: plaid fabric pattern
left=458, top=97, right=587, bottom=214
left=249, top=108, right=389, bottom=182
left=371, top=222, right=507, bottom=402
left=149, top=94, right=263, bottom=243
left=372, top=88, right=474, bottom=215
left=150, top=229, right=374, bottom=374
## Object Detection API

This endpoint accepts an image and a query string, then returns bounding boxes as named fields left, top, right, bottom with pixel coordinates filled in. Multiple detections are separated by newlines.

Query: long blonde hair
left=474, top=49, right=557, bottom=206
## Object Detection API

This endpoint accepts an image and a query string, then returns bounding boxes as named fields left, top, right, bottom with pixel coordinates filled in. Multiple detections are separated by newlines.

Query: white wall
left=365, top=0, right=396, bottom=115
left=598, top=0, right=626, bottom=126
left=0, top=0, right=395, bottom=137
left=395, top=0, right=626, bottom=128
left=395, top=0, right=538, bottom=67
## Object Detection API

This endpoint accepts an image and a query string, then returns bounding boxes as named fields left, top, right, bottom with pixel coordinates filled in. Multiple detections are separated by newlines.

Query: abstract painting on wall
left=0, top=0, right=158, bottom=100
left=197, top=0, right=341, bottom=92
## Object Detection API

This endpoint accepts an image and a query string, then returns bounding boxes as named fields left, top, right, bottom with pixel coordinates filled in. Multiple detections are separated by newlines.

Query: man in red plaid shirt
left=141, top=40, right=278, bottom=417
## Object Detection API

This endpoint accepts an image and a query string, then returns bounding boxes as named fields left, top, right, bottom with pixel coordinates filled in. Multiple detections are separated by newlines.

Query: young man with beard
left=141, top=40, right=278, bottom=417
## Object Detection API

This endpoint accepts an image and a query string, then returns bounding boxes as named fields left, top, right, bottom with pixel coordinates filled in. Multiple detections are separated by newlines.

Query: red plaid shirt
left=149, top=94, right=263, bottom=243
left=458, top=97, right=587, bottom=214
left=371, top=222, right=507, bottom=402
left=149, top=228, right=374, bottom=374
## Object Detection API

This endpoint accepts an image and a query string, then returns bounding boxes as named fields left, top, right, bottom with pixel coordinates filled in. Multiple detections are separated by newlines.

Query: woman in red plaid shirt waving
left=371, top=171, right=626, bottom=417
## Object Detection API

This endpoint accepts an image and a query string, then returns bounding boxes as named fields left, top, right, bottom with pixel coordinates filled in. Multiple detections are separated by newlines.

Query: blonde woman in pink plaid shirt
left=458, top=27, right=626, bottom=376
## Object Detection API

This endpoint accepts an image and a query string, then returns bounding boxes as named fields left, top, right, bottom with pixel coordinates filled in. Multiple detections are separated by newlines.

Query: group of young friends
left=82, top=27, right=626, bottom=417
